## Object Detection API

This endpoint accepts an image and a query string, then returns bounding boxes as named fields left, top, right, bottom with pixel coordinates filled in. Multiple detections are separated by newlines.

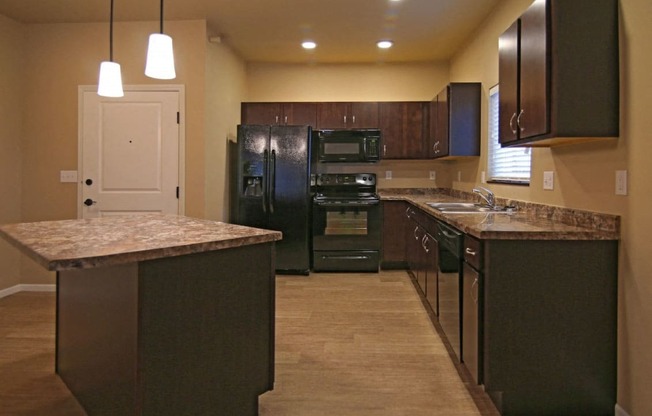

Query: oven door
left=312, top=200, right=381, bottom=271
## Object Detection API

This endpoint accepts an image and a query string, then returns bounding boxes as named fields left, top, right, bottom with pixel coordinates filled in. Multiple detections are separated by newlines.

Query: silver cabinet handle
left=471, top=277, right=479, bottom=304
left=383, top=144, right=387, bottom=156
left=343, top=115, right=347, bottom=124
left=413, top=226, right=420, bottom=240
left=517, top=109, right=525, bottom=132
left=352, top=115, right=356, bottom=124
left=284, top=115, right=288, bottom=125
left=405, top=207, right=412, bottom=218
left=421, top=234, right=429, bottom=252
left=509, top=112, right=517, bottom=134
left=275, top=115, right=279, bottom=124
left=433, top=141, right=440, bottom=154
left=465, top=247, right=477, bottom=256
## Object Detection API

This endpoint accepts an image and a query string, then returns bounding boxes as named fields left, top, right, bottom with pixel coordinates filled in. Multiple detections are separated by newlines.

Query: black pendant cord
left=159, top=0, right=164, bottom=34
left=109, top=0, right=114, bottom=62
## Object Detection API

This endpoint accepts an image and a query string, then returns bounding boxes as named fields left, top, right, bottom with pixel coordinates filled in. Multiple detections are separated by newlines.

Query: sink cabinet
left=461, top=235, right=483, bottom=384
left=498, top=0, right=619, bottom=147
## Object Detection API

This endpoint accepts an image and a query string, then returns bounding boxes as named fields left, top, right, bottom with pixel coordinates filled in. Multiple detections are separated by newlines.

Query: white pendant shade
left=98, top=61, right=124, bottom=97
left=145, top=33, right=176, bottom=80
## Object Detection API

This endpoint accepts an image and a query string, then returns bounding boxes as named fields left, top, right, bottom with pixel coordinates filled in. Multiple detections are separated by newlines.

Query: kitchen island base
left=56, top=243, right=275, bottom=416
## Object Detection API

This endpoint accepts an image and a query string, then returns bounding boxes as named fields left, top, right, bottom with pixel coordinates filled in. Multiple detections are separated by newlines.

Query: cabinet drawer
left=464, top=235, right=482, bottom=270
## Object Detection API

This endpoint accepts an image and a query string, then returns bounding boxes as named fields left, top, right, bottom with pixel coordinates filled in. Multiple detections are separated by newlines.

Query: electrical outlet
left=429, top=171, right=436, bottom=180
left=615, top=170, right=627, bottom=195
left=60, top=170, right=78, bottom=183
left=543, top=171, right=554, bottom=190
left=385, top=170, right=392, bottom=180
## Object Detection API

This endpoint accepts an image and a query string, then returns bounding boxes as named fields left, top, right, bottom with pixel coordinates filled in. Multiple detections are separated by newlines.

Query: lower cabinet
left=380, top=201, right=408, bottom=269
left=385, top=203, right=618, bottom=415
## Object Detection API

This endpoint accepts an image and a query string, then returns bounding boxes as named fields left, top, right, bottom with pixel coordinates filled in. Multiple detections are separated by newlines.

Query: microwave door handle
left=270, top=149, right=276, bottom=213
left=362, top=137, right=367, bottom=157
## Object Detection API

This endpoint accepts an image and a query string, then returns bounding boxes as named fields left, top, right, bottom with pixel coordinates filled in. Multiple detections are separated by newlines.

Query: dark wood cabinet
left=498, top=0, right=619, bottom=146
left=423, top=232, right=438, bottom=314
left=316, top=102, right=378, bottom=129
left=405, top=206, right=438, bottom=316
left=429, top=83, right=481, bottom=159
left=381, top=201, right=408, bottom=269
left=241, top=102, right=317, bottom=126
left=462, top=235, right=483, bottom=385
left=379, top=102, right=429, bottom=159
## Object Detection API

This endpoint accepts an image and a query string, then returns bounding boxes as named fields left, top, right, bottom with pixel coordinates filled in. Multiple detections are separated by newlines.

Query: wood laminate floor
left=0, top=271, right=498, bottom=415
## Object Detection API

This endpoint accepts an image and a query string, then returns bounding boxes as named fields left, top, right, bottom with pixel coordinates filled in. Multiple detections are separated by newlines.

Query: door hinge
left=176, top=186, right=179, bottom=199
left=177, top=112, right=180, bottom=124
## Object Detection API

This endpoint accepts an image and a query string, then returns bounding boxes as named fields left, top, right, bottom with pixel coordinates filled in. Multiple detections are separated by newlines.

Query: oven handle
left=320, top=255, right=372, bottom=260
left=313, top=200, right=380, bottom=207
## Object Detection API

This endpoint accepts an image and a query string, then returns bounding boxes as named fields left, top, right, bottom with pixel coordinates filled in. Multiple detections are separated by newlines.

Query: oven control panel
left=314, top=173, right=376, bottom=187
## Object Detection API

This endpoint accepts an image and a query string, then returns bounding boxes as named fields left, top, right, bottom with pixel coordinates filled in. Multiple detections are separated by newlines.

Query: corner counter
left=0, top=214, right=282, bottom=416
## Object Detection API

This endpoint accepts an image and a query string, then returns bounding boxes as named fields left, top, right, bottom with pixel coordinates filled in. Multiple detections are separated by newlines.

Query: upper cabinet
left=316, top=102, right=379, bottom=129
left=379, top=102, right=429, bottom=159
left=429, top=83, right=481, bottom=159
left=499, top=0, right=619, bottom=147
left=241, top=102, right=317, bottom=126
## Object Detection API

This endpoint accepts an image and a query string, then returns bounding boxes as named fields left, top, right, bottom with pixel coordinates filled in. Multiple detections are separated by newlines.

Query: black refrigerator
left=231, top=124, right=312, bottom=275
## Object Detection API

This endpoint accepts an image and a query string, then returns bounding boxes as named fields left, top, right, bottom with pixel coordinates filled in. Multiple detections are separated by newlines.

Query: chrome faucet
left=473, top=186, right=495, bottom=209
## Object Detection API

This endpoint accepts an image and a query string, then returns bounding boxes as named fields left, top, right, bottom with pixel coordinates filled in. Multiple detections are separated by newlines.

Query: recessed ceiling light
left=377, top=40, right=393, bottom=49
left=302, top=41, right=317, bottom=50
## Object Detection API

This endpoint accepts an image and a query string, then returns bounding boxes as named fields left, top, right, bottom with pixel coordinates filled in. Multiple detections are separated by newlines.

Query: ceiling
left=0, top=0, right=503, bottom=64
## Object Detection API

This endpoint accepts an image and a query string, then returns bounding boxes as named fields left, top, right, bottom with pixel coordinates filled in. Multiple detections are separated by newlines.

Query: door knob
left=84, top=198, right=97, bottom=206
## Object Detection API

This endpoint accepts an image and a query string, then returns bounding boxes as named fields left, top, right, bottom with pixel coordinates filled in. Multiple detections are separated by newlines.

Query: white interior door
left=80, top=88, right=181, bottom=218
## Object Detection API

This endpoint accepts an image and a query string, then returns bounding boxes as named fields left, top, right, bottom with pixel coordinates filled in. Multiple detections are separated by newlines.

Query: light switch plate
left=615, top=170, right=627, bottom=195
left=385, top=170, right=392, bottom=180
left=543, top=171, right=554, bottom=190
left=429, top=171, right=436, bottom=180
left=60, top=170, right=78, bottom=183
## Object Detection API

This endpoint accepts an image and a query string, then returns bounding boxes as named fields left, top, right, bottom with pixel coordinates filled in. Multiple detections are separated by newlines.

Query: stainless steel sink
left=426, top=202, right=513, bottom=214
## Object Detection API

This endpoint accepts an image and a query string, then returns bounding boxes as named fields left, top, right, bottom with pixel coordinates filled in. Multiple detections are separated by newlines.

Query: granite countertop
left=0, top=214, right=282, bottom=271
left=379, top=189, right=620, bottom=241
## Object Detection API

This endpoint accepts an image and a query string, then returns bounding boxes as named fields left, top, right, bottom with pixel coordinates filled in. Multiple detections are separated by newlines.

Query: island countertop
left=0, top=214, right=282, bottom=271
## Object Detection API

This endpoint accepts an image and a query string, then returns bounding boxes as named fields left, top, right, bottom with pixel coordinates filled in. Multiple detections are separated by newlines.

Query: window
left=487, top=85, right=531, bottom=184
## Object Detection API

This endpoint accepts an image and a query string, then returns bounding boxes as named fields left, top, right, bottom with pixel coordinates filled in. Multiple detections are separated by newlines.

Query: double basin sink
left=426, top=202, right=515, bottom=214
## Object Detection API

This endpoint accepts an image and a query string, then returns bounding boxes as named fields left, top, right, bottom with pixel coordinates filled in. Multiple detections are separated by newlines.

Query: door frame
left=77, top=85, right=186, bottom=218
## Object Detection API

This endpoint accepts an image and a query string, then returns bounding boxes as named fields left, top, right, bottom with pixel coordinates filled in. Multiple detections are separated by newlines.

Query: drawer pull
left=465, top=247, right=477, bottom=256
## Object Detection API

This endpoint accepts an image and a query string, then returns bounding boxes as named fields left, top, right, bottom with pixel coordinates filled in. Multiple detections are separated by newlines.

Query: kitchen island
left=0, top=214, right=282, bottom=416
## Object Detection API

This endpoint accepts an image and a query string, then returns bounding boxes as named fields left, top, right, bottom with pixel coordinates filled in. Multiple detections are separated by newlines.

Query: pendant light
left=145, top=0, right=176, bottom=79
left=97, top=0, right=124, bottom=97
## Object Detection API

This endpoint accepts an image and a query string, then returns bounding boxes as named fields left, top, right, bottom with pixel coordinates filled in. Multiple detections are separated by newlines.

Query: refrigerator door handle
left=262, top=149, right=269, bottom=213
left=270, top=149, right=276, bottom=213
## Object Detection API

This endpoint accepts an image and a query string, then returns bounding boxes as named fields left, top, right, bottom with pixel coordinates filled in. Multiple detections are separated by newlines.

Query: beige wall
left=204, top=39, right=247, bottom=221
left=449, top=0, right=651, bottom=414
left=0, top=14, right=24, bottom=291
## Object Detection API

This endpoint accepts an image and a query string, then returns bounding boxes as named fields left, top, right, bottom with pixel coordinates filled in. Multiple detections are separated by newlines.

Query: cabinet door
left=406, top=216, right=423, bottom=284
left=423, top=233, right=438, bottom=315
left=317, top=102, right=348, bottom=129
left=283, top=103, right=317, bottom=126
left=498, top=21, right=520, bottom=144
left=462, top=262, right=481, bottom=384
left=381, top=201, right=407, bottom=267
left=350, top=102, right=379, bottom=128
left=434, top=87, right=450, bottom=157
left=518, top=0, right=549, bottom=140
left=379, top=102, right=427, bottom=159
left=241, top=103, right=283, bottom=125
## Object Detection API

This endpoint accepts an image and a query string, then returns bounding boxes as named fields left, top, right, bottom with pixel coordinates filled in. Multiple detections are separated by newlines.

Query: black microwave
left=317, top=129, right=381, bottom=163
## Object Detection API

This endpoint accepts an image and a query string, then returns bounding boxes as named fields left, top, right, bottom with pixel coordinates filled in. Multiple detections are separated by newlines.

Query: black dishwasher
left=434, top=220, right=463, bottom=361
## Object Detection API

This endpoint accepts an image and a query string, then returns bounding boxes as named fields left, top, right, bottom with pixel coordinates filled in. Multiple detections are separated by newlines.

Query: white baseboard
left=0, top=284, right=56, bottom=299
left=615, top=404, right=631, bottom=416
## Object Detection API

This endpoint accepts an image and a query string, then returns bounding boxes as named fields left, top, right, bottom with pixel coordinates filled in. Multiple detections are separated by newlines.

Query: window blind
left=487, top=85, right=531, bottom=183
